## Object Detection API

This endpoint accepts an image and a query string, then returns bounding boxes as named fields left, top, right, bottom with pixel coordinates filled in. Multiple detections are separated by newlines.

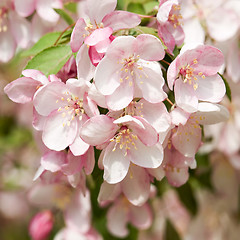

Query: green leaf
left=24, top=45, right=72, bottom=76
left=21, top=32, right=61, bottom=57
left=127, top=3, right=146, bottom=14
left=64, top=2, right=77, bottom=13
left=165, top=219, right=181, bottom=240
left=143, top=1, right=158, bottom=14
left=176, top=182, right=198, bottom=216
left=21, top=31, right=72, bottom=57
left=218, top=72, right=232, bottom=102
left=54, top=8, right=75, bottom=25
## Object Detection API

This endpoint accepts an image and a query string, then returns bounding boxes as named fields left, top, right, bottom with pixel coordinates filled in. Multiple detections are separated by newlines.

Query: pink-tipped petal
left=135, top=34, right=165, bottom=61
left=41, top=151, right=66, bottom=172
left=22, top=69, right=49, bottom=85
left=70, top=18, right=87, bottom=52
left=103, top=10, right=141, bottom=32
left=129, top=140, right=163, bottom=168
left=129, top=203, right=152, bottom=229
left=135, top=61, right=167, bottom=103
left=195, top=75, right=226, bottom=103
left=122, top=164, right=150, bottom=206
left=106, top=80, right=134, bottom=111
left=103, top=142, right=130, bottom=184
left=84, top=27, right=113, bottom=46
left=42, top=110, right=78, bottom=151
left=174, top=79, right=198, bottom=113
left=86, top=0, right=117, bottom=24
left=80, top=115, right=118, bottom=146
left=14, top=0, right=36, bottom=17
left=95, top=56, right=121, bottom=95
left=4, top=77, right=41, bottom=104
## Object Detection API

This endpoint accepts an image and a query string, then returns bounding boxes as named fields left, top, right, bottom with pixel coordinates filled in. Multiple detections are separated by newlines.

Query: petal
left=107, top=199, right=129, bottom=238
left=84, top=27, right=113, bottom=46
left=103, top=10, right=141, bottom=32
left=97, top=181, right=121, bottom=204
left=22, top=69, right=49, bottom=85
left=65, top=191, right=91, bottom=233
left=188, top=45, right=224, bottom=75
left=103, top=142, right=130, bottom=184
left=131, top=116, right=159, bottom=146
left=42, top=110, right=78, bottom=151
left=14, top=0, right=35, bottom=17
left=0, top=29, right=16, bottom=63
left=129, top=203, right=152, bottom=229
left=166, top=165, right=189, bottom=187
left=136, top=100, right=171, bottom=133
left=70, top=18, right=87, bottom=52
left=195, top=75, right=226, bottom=103
left=167, top=57, right=178, bottom=90
left=33, top=81, right=67, bottom=116
left=32, top=108, right=47, bottom=131
left=9, top=13, right=31, bottom=49
left=172, top=121, right=202, bottom=157
left=76, top=44, right=96, bottom=82
left=193, top=102, right=229, bottom=125
left=83, top=93, right=100, bottom=117
left=106, top=79, right=134, bottom=111
left=104, top=36, right=136, bottom=60
left=129, top=139, right=163, bottom=168
left=94, top=56, right=121, bottom=95
left=36, top=0, right=62, bottom=24
left=122, top=164, right=150, bottom=206
left=135, top=34, right=165, bottom=61
left=170, top=107, right=190, bottom=126
left=61, top=152, right=84, bottom=175
left=80, top=115, right=118, bottom=146
left=41, top=151, right=67, bottom=172
left=174, top=78, right=198, bottom=113
left=86, top=0, right=117, bottom=23
left=69, top=135, right=90, bottom=156
left=207, top=7, right=239, bottom=42
left=4, top=77, right=41, bottom=103
left=135, top=60, right=167, bottom=103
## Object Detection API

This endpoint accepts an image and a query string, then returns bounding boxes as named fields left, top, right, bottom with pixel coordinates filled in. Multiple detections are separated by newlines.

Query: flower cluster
left=3, top=0, right=233, bottom=239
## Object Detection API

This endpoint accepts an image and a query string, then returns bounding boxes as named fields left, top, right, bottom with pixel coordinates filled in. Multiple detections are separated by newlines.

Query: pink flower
left=80, top=115, right=163, bottom=183
left=33, top=79, right=99, bottom=154
left=106, top=195, right=152, bottom=238
left=4, top=69, right=59, bottom=104
left=0, top=0, right=31, bottom=62
left=170, top=103, right=229, bottom=157
left=94, top=34, right=167, bottom=110
left=157, top=0, right=185, bottom=54
left=71, top=0, right=141, bottom=53
left=167, top=44, right=225, bottom=112
left=180, top=0, right=240, bottom=44
left=98, top=164, right=151, bottom=207
left=29, top=210, right=54, bottom=240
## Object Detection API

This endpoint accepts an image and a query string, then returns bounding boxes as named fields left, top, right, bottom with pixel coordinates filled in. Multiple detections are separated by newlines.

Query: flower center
left=56, top=91, right=84, bottom=127
left=110, top=126, right=138, bottom=156
left=168, top=4, right=182, bottom=28
left=179, top=59, right=205, bottom=90
left=83, top=21, right=104, bottom=38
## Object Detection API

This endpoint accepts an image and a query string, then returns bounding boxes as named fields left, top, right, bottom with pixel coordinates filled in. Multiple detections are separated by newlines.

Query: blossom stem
left=161, top=59, right=171, bottom=66
left=137, top=14, right=155, bottom=18
left=166, top=98, right=174, bottom=106
left=54, top=23, right=76, bottom=46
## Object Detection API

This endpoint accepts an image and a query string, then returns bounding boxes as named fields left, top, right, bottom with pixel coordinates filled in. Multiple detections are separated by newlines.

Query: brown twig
left=54, top=22, right=75, bottom=46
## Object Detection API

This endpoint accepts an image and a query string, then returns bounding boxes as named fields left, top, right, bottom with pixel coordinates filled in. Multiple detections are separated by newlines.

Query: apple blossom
left=33, top=78, right=99, bottom=154
left=80, top=115, right=163, bottom=184
left=167, top=45, right=225, bottom=112
left=157, top=0, right=185, bottom=54
left=94, top=34, right=167, bottom=110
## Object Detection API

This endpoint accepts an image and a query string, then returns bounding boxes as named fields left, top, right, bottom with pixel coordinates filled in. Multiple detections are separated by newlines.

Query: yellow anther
left=129, top=81, right=133, bottom=86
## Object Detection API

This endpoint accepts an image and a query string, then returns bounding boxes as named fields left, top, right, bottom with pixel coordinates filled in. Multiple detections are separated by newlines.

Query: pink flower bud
left=29, top=210, right=53, bottom=240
